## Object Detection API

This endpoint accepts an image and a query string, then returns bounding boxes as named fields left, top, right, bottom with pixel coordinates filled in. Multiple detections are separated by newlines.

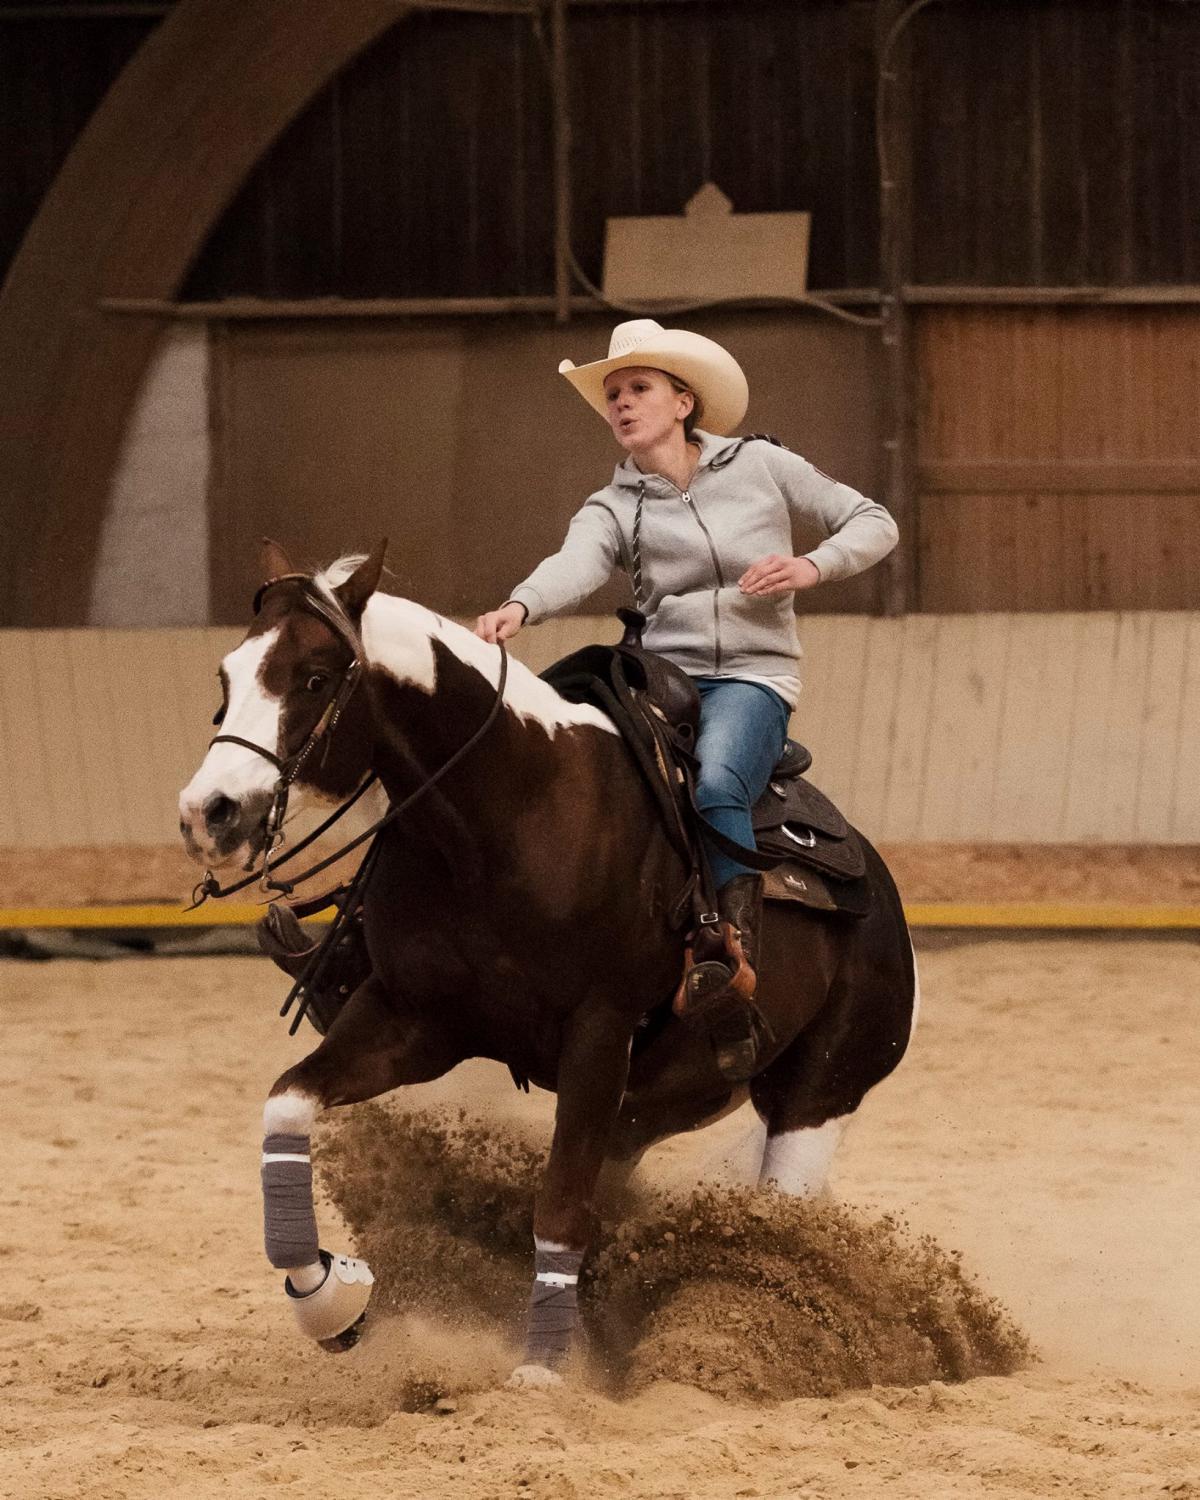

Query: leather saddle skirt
left=752, top=770, right=866, bottom=882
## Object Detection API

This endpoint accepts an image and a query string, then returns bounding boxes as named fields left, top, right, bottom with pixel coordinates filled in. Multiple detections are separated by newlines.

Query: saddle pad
left=764, top=859, right=871, bottom=918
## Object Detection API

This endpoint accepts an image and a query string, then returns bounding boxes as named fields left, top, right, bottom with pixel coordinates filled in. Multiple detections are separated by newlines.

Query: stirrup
left=672, top=934, right=766, bottom=1083
left=677, top=957, right=736, bottom=1014
left=673, top=920, right=756, bottom=1020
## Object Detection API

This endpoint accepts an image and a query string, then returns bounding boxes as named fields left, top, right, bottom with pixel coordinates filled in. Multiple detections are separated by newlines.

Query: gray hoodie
left=509, top=431, right=898, bottom=702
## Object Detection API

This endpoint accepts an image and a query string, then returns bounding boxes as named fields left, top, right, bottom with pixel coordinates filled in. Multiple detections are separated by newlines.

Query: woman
left=476, top=318, right=897, bottom=1078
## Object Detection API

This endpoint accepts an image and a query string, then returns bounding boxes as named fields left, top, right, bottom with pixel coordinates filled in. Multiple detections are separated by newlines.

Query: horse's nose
left=203, top=792, right=239, bottom=834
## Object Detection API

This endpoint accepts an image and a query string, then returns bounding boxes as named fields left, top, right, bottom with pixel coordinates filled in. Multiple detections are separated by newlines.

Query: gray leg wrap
left=261, top=1132, right=319, bottom=1269
left=522, top=1247, right=585, bottom=1369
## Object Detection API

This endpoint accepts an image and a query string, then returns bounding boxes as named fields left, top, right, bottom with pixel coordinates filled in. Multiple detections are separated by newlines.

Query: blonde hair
left=663, top=371, right=702, bottom=438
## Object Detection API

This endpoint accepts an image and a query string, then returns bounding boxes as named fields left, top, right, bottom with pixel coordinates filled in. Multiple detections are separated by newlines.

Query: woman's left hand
left=738, top=554, right=821, bottom=596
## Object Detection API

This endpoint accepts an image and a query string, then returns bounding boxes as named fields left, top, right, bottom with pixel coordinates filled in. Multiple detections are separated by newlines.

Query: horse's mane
left=318, top=554, right=373, bottom=589
left=311, top=554, right=400, bottom=632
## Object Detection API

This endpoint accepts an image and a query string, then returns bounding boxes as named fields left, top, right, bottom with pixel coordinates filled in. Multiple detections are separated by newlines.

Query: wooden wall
left=911, top=1, right=1200, bottom=285
left=208, top=302, right=1200, bottom=622
left=6, top=3, right=1200, bottom=299
left=183, top=0, right=1200, bottom=299
left=208, top=308, right=886, bottom=623
left=5, top=3, right=1200, bottom=625
left=0, top=6, right=156, bottom=282
left=917, top=306, right=1200, bottom=612
left=184, top=1, right=880, bottom=300
left=3, top=612, right=1196, bottom=849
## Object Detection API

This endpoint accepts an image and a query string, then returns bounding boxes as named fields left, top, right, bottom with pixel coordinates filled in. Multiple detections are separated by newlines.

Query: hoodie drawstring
left=631, top=479, right=646, bottom=610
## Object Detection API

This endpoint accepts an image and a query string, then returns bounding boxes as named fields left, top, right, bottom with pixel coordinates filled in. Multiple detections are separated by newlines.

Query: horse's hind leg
left=260, top=975, right=460, bottom=1349
left=751, top=938, right=918, bottom=1200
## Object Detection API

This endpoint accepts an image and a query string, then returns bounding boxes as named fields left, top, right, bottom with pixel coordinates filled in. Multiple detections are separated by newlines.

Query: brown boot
left=674, top=874, right=768, bottom=1083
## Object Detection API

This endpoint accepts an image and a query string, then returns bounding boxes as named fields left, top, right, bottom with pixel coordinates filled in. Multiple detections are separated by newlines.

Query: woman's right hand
left=474, top=601, right=527, bottom=643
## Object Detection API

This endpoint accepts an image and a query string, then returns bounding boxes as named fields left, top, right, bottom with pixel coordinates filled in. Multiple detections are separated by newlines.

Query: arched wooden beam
left=0, top=0, right=410, bottom=626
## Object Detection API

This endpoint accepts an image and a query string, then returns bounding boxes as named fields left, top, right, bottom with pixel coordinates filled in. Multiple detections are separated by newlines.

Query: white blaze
left=179, top=628, right=283, bottom=820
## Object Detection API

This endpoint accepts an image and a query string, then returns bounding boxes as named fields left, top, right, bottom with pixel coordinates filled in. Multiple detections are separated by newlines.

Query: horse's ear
left=334, top=538, right=388, bottom=616
left=259, top=537, right=294, bottom=579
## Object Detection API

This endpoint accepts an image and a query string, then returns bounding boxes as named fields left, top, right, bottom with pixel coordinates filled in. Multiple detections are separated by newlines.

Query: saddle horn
left=617, top=607, right=648, bottom=651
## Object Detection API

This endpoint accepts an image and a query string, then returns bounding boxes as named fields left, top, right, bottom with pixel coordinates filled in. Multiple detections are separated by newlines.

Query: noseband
left=191, top=573, right=508, bottom=912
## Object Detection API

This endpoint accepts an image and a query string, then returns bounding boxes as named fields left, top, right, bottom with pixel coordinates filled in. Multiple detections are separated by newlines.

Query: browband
left=253, top=572, right=363, bottom=658
left=252, top=572, right=312, bottom=614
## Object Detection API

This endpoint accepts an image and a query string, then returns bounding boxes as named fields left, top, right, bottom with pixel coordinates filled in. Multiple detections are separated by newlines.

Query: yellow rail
left=1, top=902, right=1200, bottom=930
left=0, top=903, right=329, bottom=928
left=905, top=902, right=1200, bottom=929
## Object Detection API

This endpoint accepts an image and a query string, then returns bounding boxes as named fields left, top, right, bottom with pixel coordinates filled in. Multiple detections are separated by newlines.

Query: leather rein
left=189, top=573, right=508, bottom=909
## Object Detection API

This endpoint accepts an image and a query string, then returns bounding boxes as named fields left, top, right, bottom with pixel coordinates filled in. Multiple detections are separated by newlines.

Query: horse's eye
left=212, top=704, right=226, bottom=726
left=305, top=672, right=329, bottom=694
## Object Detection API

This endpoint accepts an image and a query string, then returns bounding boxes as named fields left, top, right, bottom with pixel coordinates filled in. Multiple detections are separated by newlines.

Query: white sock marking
left=909, top=941, right=922, bottom=1044
left=759, top=1116, right=849, bottom=1198
left=263, top=1090, right=318, bottom=1135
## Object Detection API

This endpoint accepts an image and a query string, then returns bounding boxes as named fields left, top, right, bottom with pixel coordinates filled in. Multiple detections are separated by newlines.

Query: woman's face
left=602, top=366, right=693, bottom=452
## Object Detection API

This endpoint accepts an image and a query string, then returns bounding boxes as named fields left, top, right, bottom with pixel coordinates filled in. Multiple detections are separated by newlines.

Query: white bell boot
left=285, top=1248, right=374, bottom=1350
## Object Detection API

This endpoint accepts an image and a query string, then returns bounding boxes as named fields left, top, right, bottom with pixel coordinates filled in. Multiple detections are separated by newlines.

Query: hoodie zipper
left=680, top=489, right=725, bottom=675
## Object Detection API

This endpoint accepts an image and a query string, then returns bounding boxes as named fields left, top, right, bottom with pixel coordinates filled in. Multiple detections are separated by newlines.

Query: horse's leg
left=261, top=975, right=461, bottom=1349
left=750, top=935, right=918, bottom=1199
left=599, top=1080, right=752, bottom=1200
left=509, top=1000, right=633, bottom=1388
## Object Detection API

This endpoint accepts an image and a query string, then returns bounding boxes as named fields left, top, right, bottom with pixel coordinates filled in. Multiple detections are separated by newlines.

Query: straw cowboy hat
left=558, top=319, right=749, bottom=436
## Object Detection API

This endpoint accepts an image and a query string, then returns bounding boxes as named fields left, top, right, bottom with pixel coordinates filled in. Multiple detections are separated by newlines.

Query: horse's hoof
left=506, top=1363, right=563, bottom=1390
left=286, top=1249, right=373, bottom=1344
left=318, top=1309, right=367, bottom=1354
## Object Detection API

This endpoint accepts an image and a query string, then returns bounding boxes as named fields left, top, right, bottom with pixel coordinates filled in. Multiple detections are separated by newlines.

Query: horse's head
left=178, top=539, right=386, bottom=874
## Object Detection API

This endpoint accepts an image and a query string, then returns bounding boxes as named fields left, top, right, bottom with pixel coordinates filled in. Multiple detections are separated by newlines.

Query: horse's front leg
left=510, top=1000, right=633, bottom=1388
left=261, top=975, right=461, bottom=1350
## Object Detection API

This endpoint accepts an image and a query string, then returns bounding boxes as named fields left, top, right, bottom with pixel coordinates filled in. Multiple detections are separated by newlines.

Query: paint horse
left=178, top=543, right=918, bottom=1386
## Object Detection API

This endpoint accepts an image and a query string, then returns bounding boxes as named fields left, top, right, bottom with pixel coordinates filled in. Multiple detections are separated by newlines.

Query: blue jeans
left=692, top=678, right=790, bottom=894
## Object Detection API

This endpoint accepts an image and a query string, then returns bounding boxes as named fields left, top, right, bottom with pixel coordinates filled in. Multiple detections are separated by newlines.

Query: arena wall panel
left=917, top=307, right=1200, bottom=612
left=0, top=627, right=240, bottom=850
left=1, top=614, right=1196, bottom=851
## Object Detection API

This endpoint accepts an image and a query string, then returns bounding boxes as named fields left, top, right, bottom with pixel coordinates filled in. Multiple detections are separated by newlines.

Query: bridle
left=189, top=573, right=509, bottom=911
left=203, top=573, right=368, bottom=890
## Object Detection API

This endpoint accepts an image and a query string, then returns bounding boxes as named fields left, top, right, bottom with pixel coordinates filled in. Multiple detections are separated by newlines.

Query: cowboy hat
left=557, top=319, right=749, bottom=435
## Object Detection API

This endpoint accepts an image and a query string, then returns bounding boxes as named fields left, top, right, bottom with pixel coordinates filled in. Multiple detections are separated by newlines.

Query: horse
left=177, top=540, right=919, bottom=1387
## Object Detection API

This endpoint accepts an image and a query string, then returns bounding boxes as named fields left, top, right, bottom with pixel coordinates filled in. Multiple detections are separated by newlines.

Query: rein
left=189, top=574, right=510, bottom=911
